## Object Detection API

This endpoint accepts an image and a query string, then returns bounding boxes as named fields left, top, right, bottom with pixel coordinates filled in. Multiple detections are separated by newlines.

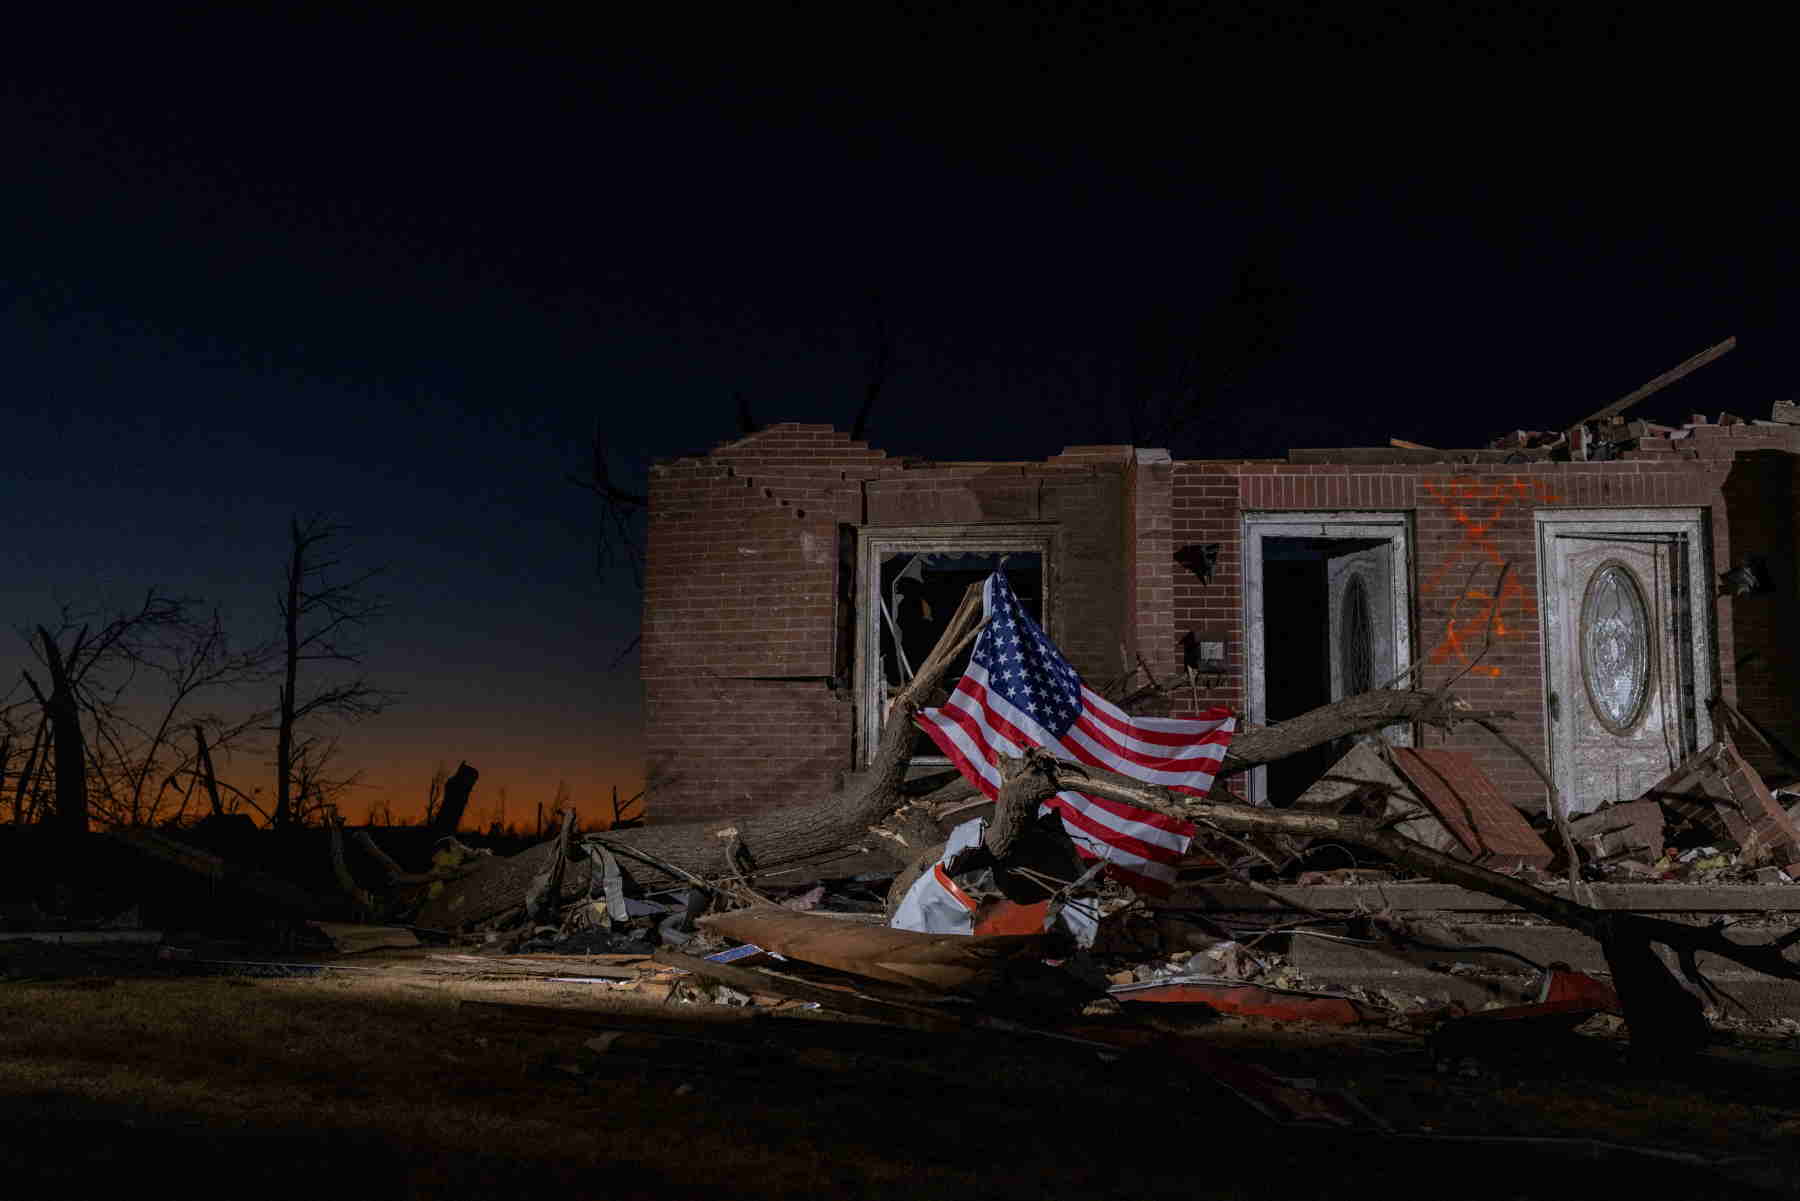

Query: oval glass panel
left=1581, top=563, right=1652, bottom=733
left=1340, top=573, right=1374, bottom=697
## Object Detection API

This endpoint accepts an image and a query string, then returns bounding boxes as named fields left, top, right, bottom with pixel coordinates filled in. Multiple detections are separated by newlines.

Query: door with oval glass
left=1328, top=545, right=1395, bottom=704
left=1538, top=511, right=1713, bottom=815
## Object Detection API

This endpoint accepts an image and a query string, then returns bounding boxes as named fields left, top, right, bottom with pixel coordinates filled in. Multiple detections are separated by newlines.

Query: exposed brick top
left=641, top=416, right=1800, bottom=826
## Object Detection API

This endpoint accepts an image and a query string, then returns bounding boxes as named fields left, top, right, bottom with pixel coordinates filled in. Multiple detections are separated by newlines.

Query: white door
left=1328, top=544, right=1395, bottom=702
left=1540, top=514, right=1712, bottom=815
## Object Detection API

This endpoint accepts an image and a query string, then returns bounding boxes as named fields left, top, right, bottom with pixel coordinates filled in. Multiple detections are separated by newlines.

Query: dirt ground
left=3, top=940, right=1799, bottom=1199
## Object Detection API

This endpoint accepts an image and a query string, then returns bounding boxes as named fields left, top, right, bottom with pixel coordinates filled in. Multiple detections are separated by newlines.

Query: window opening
left=878, top=551, right=1042, bottom=759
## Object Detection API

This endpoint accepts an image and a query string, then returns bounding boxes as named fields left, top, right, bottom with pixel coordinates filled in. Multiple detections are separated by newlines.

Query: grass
left=2, top=964, right=1797, bottom=1199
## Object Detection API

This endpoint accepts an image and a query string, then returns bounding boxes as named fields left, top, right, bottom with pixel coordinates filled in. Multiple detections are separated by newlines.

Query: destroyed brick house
left=642, top=398, right=1800, bottom=852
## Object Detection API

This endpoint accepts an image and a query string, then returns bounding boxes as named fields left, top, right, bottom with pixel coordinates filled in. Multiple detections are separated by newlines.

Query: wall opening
left=1262, top=536, right=1390, bottom=803
left=854, top=524, right=1058, bottom=766
left=1243, top=513, right=1413, bottom=804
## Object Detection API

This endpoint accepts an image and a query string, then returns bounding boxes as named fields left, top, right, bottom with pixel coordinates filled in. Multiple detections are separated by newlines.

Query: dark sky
left=2, top=8, right=1789, bottom=821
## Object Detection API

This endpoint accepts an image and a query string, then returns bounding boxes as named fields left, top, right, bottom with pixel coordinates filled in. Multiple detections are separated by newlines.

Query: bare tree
left=111, top=608, right=272, bottom=825
left=5, top=714, right=50, bottom=826
left=271, top=516, right=396, bottom=829
left=0, top=720, right=19, bottom=823
left=571, top=425, right=648, bottom=589
left=609, top=783, right=644, bottom=829
left=8, top=593, right=202, bottom=832
left=422, top=760, right=449, bottom=827
left=287, top=735, right=364, bottom=827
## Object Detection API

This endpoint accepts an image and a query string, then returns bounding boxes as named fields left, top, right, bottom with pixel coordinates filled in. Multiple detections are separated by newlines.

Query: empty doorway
left=1244, top=513, right=1413, bottom=804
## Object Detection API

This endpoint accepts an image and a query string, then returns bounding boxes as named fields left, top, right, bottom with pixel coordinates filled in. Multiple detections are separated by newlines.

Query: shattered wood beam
left=652, top=948, right=968, bottom=1030
left=1578, top=335, right=1736, bottom=426
left=353, top=830, right=407, bottom=881
left=410, top=583, right=990, bottom=931
left=524, top=805, right=578, bottom=924
left=193, top=724, right=225, bottom=819
left=429, top=761, right=479, bottom=836
left=329, top=819, right=376, bottom=916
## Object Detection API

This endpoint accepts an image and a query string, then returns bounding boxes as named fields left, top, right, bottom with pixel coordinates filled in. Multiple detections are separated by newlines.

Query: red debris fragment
left=1110, top=979, right=1383, bottom=1025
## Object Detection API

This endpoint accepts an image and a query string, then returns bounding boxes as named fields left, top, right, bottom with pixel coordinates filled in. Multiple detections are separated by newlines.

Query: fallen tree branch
left=913, top=689, right=1517, bottom=815
left=1216, top=692, right=1509, bottom=777
left=407, top=669, right=1512, bottom=935
left=1013, top=751, right=1790, bottom=1051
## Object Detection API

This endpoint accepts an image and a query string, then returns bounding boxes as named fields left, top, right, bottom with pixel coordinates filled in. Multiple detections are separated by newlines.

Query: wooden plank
left=1577, top=336, right=1736, bottom=426
left=426, top=953, right=638, bottom=980
left=651, top=947, right=969, bottom=1031
left=697, top=907, right=1045, bottom=994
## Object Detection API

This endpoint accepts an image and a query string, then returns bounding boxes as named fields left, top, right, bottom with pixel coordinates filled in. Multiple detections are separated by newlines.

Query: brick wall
left=644, top=425, right=884, bottom=821
left=861, top=453, right=1132, bottom=682
left=644, top=421, right=1800, bottom=824
left=1721, top=450, right=1800, bottom=775
left=643, top=427, right=1135, bottom=824
left=643, top=677, right=853, bottom=824
left=1169, top=439, right=1800, bottom=812
left=1127, top=450, right=1178, bottom=711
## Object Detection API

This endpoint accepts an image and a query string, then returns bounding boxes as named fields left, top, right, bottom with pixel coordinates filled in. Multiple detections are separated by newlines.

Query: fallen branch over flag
left=916, top=571, right=1235, bottom=893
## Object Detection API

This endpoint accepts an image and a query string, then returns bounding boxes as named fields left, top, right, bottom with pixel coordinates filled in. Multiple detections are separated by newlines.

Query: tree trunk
left=274, top=521, right=303, bottom=829
left=1217, top=690, right=1477, bottom=776
left=12, top=719, right=47, bottom=825
left=37, top=628, right=87, bottom=835
left=429, top=761, right=479, bottom=836
left=194, top=724, right=225, bottom=819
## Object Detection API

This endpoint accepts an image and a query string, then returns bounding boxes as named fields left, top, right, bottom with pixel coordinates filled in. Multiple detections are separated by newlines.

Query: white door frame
left=1242, top=511, right=1413, bottom=804
left=1533, top=508, right=1715, bottom=810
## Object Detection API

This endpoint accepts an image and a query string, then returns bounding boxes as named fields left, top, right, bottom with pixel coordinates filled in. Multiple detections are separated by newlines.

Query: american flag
left=915, top=571, right=1236, bottom=894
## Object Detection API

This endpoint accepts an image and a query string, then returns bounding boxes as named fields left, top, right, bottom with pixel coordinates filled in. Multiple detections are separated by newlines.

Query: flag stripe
left=1062, top=719, right=1228, bottom=788
left=1082, top=688, right=1237, bottom=746
left=914, top=571, right=1236, bottom=896
left=1050, top=786, right=1194, bottom=840
left=1044, top=792, right=1188, bottom=860
left=1047, top=803, right=1180, bottom=881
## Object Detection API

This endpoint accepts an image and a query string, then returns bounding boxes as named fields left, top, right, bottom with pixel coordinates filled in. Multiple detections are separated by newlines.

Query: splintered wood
left=698, top=907, right=1046, bottom=994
